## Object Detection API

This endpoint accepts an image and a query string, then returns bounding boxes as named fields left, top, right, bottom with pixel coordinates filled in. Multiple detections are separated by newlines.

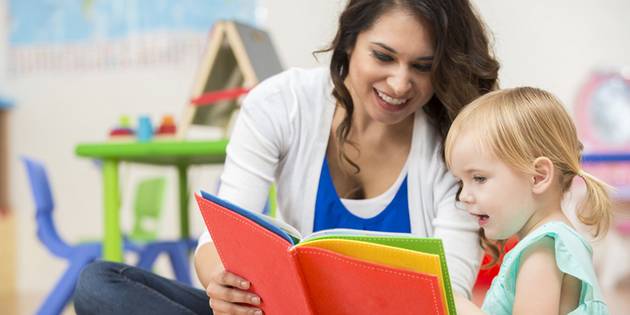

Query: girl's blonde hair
left=445, top=87, right=612, bottom=239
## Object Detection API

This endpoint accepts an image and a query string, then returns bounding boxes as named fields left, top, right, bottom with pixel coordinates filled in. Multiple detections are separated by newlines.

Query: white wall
left=476, top=0, right=630, bottom=107
left=4, top=0, right=630, bottom=294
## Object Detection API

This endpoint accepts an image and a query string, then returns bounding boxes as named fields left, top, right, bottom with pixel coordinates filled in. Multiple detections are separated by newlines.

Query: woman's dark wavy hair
left=317, top=0, right=502, bottom=263
left=317, top=0, right=499, bottom=169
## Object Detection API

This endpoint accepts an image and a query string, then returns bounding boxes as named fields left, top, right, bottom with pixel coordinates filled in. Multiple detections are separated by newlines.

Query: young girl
left=445, top=87, right=611, bottom=315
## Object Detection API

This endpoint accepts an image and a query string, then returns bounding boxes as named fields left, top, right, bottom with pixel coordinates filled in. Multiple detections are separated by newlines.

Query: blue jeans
left=74, top=261, right=212, bottom=315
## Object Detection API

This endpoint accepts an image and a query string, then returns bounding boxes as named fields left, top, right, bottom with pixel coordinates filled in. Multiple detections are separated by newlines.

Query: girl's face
left=449, top=132, right=538, bottom=240
left=344, top=8, right=435, bottom=126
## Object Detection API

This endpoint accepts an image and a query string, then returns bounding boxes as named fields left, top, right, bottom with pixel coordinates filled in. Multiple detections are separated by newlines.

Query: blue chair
left=123, top=176, right=196, bottom=284
left=21, top=157, right=196, bottom=315
left=22, top=157, right=104, bottom=315
left=125, top=238, right=196, bottom=284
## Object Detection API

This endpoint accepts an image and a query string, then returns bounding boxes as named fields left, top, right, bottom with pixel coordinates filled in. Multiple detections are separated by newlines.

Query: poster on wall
left=8, top=0, right=261, bottom=75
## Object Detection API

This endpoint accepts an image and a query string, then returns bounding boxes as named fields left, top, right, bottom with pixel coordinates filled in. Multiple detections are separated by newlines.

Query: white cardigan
left=198, top=67, right=482, bottom=297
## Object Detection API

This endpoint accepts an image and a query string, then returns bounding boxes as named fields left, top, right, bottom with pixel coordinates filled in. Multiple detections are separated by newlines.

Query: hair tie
left=577, top=169, right=587, bottom=178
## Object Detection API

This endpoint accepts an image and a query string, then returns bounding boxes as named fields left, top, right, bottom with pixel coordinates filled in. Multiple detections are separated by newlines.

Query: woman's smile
left=373, top=88, right=410, bottom=112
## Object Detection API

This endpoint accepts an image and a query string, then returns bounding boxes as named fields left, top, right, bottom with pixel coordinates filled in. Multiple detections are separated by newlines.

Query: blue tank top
left=313, top=157, right=411, bottom=233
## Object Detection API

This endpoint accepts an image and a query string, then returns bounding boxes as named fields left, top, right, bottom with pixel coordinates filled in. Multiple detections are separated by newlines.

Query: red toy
left=109, top=115, right=135, bottom=141
left=155, top=115, right=177, bottom=138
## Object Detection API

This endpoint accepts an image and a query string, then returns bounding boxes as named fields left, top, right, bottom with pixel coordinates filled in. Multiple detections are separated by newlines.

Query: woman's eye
left=412, top=63, right=432, bottom=72
left=372, top=51, right=393, bottom=62
left=473, top=176, right=487, bottom=183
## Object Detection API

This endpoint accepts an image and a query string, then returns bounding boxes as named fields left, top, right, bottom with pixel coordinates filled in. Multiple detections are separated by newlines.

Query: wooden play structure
left=178, top=20, right=284, bottom=139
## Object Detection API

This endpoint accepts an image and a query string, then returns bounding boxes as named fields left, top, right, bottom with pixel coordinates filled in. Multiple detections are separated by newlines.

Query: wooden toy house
left=178, top=20, right=284, bottom=139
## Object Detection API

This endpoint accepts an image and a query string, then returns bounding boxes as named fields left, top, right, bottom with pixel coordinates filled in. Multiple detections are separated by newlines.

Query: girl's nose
left=459, top=187, right=475, bottom=205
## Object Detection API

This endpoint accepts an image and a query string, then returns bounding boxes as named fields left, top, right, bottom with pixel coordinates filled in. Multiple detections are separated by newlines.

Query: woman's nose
left=386, top=67, right=412, bottom=96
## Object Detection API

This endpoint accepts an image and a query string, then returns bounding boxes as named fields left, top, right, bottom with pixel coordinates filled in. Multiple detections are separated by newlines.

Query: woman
left=75, top=0, right=499, bottom=314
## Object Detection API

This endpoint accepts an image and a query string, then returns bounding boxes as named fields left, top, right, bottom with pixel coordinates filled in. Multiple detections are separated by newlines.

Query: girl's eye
left=412, top=63, right=432, bottom=72
left=473, top=176, right=487, bottom=183
left=372, top=50, right=394, bottom=62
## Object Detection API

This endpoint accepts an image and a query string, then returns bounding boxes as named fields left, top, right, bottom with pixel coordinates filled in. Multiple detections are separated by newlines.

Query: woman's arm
left=193, top=73, right=294, bottom=313
left=215, top=78, right=292, bottom=212
left=193, top=88, right=286, bottom=281
left=194, top=242, right=223, bottom=288
left=194, top=242, right=263, bottom=314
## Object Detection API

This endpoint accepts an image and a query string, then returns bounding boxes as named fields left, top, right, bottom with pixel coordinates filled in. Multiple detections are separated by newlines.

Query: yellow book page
left=298, top=238, right=448, bottom=314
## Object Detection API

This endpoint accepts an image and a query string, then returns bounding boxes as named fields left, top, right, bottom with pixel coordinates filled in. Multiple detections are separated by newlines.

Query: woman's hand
left=195, top=242, right=263, bottom=314
left=205, top=268, right=263, bottom=315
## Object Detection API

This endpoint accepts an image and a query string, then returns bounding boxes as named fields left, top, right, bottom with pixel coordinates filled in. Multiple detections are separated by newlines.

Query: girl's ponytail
left=576, top=170, right=613, bottom=238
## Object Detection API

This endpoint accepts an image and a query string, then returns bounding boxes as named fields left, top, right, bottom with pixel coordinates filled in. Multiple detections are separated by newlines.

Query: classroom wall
left=476, top=0, right=630, bottom=107
left=3, top=0, right=630, bottom=295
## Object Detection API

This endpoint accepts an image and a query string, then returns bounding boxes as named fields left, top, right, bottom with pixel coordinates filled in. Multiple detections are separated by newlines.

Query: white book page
left=302, top=228, right=413, bottom=242
left=246, top=210, right=303, bottom=240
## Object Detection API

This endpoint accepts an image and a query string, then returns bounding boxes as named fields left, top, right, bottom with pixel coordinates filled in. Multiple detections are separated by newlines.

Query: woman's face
left=345, top=8, right=435, bottom=126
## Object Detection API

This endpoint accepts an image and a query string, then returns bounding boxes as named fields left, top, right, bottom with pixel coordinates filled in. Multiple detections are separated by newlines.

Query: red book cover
left=195, top=193, right=313, bottom=314
left=196, top=192, right=446, bottom=315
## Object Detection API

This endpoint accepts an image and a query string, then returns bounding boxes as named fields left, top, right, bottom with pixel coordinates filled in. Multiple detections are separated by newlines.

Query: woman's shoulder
left=240, top=67, right=335, bottom=130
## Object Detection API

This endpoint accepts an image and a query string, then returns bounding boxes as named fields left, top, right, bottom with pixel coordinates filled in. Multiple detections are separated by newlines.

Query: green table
left=75, top=139, right=228, bottom=261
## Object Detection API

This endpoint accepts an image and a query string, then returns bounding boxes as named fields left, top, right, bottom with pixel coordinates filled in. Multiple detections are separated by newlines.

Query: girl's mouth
left=474, top=214, right=489, bottom=226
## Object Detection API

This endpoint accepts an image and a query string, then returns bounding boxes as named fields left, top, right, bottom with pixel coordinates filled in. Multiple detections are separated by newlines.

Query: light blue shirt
left=482, top=221, right=609, bottom=315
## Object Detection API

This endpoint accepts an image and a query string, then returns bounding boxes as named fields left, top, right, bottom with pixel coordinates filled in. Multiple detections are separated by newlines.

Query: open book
left=195, top=191, right=456, bottom=315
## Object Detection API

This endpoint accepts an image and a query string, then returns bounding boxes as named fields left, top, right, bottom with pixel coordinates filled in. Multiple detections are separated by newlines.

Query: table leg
left=177, top=165, right=190, bottom=239
left=103, top=159, right=123, bottom=261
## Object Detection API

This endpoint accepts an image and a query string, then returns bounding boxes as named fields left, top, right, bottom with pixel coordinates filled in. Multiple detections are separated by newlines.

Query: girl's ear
left=531, top=157, right=555, bottom=194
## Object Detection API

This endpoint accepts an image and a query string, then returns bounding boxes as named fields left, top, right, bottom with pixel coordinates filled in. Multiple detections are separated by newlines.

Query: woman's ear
left=531, top=157, right=555, bottom=194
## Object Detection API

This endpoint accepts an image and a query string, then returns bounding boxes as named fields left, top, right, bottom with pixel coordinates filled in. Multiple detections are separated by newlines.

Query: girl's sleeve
left=196, top=75, right=294, bottom=250
left=432, top=157, right=482, bottom=299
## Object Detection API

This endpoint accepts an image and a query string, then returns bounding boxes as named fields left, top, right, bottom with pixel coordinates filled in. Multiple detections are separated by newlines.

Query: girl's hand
left=205, top=268, right=263, bottom=315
